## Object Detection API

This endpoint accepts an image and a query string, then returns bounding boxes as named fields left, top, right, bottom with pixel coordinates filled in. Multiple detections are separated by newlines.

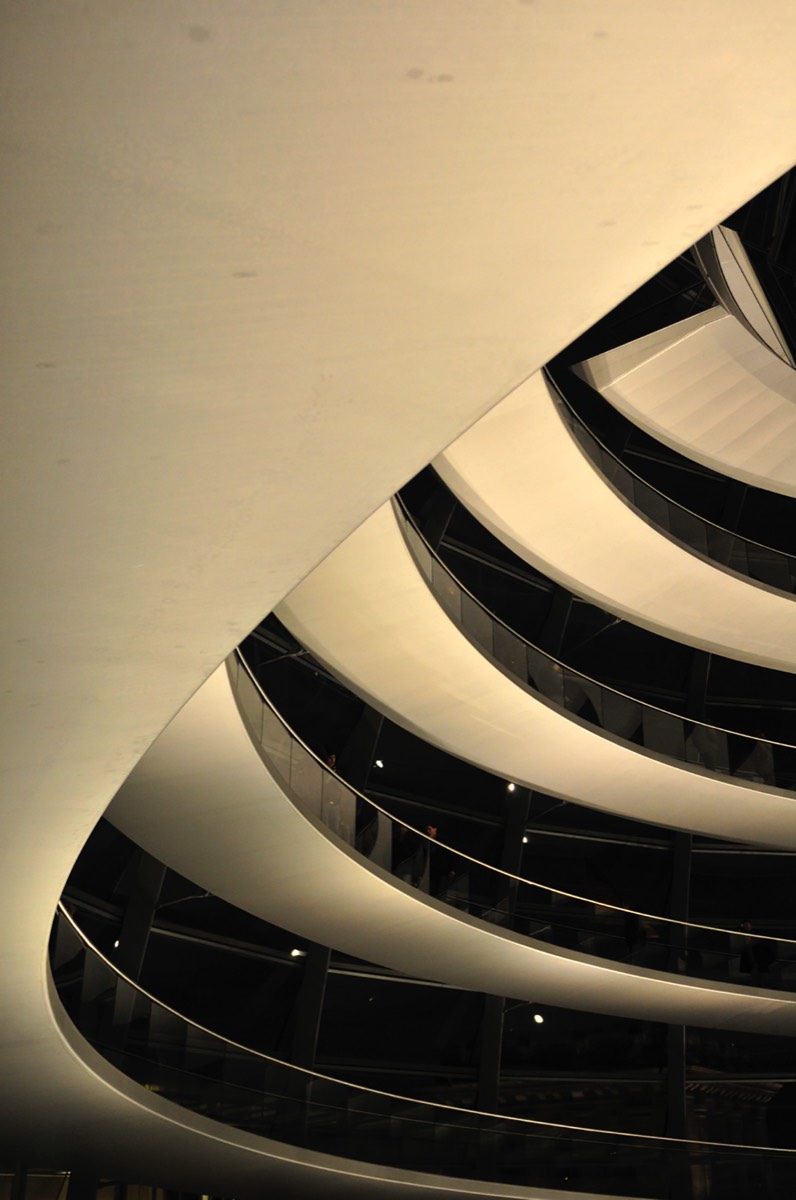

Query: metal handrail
left=544, top=364, right=796, bottom=563
left=54, top=901, right=796, bottom=1155
left=393, top=495, right=796, bottom=752
left=235, top=650, right=796, bottom=952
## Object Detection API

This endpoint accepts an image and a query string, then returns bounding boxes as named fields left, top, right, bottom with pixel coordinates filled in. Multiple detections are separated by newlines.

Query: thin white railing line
left=235, top=651, right=796, bottom=949
left=393, top=495, right=796, bottom=749
left=56, top=903, right=796, bottom=1157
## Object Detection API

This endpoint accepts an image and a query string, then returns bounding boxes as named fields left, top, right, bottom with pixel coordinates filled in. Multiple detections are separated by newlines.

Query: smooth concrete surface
left=4, top=2, right=796, bottom=1192
left=107, top=664, right=796, bottom=1035
left=278, top=501, right=796, bottom=848
left=436, top=371, right=796, bottom=671
left=579, top=308, right=796, bottom=496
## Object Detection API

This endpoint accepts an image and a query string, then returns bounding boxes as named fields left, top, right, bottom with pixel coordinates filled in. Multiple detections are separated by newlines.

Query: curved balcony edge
left=544, top=363, right=796, bottom=597
left=48, top=904, right=796, bottom=1200
left=433, top=371, right=796, bottom=675
left=395, top=493, right=796, bottom=794
left=105, top=662, right=796, bottom=1033
left=45, top=927, right=556, bottom=1200
left=276, top=501, right=796, bottom=850
left=233, top=648, right=796, bottom=998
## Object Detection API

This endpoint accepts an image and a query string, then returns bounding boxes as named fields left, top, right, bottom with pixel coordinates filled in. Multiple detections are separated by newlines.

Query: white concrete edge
left=106, top=665, right=796, bottom=1035
left=435, top=370, right=796, bottom=673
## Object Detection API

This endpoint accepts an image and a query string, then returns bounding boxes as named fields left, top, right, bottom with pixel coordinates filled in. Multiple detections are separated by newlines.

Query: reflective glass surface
left=545, top=365, right=796, bottom=594
left=231, top=652, right=796, bottom=993
left=51, top=906, right=796, bottom=1197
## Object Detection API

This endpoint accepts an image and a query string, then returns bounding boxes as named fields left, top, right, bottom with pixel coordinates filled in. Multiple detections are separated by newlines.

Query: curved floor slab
left=277, top=502, right=796, bottom=847
left=107, top=666, right=796, bottom=1035
left=16, top=975, right=581, bottom=1200
left=435, top=371, right=796, bottom=672
left=577, top=308, right=796, bottom=496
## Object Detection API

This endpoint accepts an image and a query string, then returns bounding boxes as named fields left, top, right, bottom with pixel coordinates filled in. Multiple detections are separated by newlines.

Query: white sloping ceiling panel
left=278, top=502, right=796, bottom=847
left=436, top=371, right=796, bottom=671
left=579, top=311, right=796, bottom=495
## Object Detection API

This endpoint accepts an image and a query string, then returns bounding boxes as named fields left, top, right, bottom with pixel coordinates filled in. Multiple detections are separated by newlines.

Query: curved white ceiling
left=578, top=308, right=796, bottom=496
left=5, top=1, right=796, bottom=1190
left=278, top=502, right=796, bottom=847
left=435, top=370, right=796, bottom=670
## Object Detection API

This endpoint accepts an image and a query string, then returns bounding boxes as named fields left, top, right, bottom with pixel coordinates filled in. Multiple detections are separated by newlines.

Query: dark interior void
left=241, top=617, right=796, bottom=936
left=555, top=250, right=716, bottom=361
left=63, top=820, right=796, bottom=1153
left=399, top=468, right=796, bottom=745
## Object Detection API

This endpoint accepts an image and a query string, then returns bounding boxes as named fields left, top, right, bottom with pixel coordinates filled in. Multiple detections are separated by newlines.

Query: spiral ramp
left=3, top=4, right=796, bottom=1197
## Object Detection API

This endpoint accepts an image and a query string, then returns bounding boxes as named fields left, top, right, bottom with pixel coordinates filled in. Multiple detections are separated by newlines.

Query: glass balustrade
left=544, top=364, right=796, bottom=595
left=392, top=494, right=796, bottom=791
left=50, top=905, right=796, bottom=1198
left=230, top=651, right=796, bottom=993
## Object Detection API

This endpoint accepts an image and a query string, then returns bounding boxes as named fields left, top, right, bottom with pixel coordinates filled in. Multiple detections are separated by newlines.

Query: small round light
left=290, top=948, right=302, bottom=958
left=375, top=759, right=384, bottom=769
left=113, top=939, right=120, bottom=949
left=533, top=1013, right=544, bottom=1025
left=507, top=782, right=515, bottom=792
left=522, top=835, right=528, bottom=844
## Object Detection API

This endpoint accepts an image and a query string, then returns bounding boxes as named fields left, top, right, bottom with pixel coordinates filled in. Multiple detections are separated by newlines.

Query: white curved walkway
left=107, top=665, right=796, bottom=1036
left=577, top=307, right=796, bottom=496
left=435, top=371, right=796, bottom=672
left=278, top=501, right=796, bottom=847
left=5, top=2, right=796, bottom=1192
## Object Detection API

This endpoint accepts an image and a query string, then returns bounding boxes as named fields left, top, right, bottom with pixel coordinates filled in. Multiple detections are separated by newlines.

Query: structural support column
left=668, top=831, right=692, bottom=971
left=719, top=479, right=747, bottom=538
left=337, top=705, right=383, bottom=793
left=337, top=704, right=385, bottom=860
left=666, top=1023, right=691, bottom=1199
left=666, top=831, right=693, bottom=1199
left=273, top=941, right=333, bottom=1144
left=67, top=1173, right=97, bottom=1200
left=477, top=994, right=505, bottom=1111
left=538, top=587, right=572, bottom=657
left=685, top=651, right=711, bottom=723
left=9, top=1164, right=25, bottom=1200
left=115, top=849, right=166, bottom=983
left=418, top=486, right=457, bottom=552
left=290, top=942, right=332, bottom=1072
left=103, top=849, right=165, bottom=1048
left=476, top=786, right=531, bottom=1111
